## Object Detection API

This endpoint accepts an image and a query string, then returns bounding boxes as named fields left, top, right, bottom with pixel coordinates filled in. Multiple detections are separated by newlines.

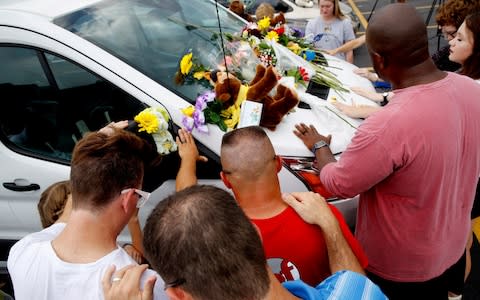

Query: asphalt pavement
left=347, top=0, right=448, bottom=68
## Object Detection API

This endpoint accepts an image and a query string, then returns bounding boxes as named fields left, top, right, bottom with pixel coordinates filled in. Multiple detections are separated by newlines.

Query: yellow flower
left=222, top=105, right=241, bottom=129
left=180, top=53, right=193, bottom=75
left=287, top=42, right=301, bottom=55
left=257, top=17, right=271, bottom=31
left=134, top=110, right=159, bottom=134
left=193, top=71, right=205, bottom=80
left=266, top=31, right=279, bottom=42
left=181, top=105, right=195, bottom=117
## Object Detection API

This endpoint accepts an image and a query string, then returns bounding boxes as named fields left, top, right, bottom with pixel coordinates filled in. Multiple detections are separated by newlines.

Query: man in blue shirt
left=103, top=185, right=386, bottom=300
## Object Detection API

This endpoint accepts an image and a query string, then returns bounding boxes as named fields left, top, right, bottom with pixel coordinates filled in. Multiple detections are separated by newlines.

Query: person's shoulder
left=283, top=271, right=387, bottom=299
left=307, top=16, right=322, bottom=25
left=7, top=225, right=63, bottom=273
left=108, top=248, right=168, bottom=300
left=318, top=271, right=388, bottom=299
left=448, top=72, right=480, bottom=90
left=9, top=223, right=65, bottom=258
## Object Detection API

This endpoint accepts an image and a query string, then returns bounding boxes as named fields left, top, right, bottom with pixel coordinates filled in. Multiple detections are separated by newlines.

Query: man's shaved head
left=221, top=126, right=276, bottom=182
left=367, top=4, right=430, bottom=68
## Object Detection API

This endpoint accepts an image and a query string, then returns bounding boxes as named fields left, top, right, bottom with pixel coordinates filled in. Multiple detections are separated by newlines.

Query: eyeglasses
left=164, top=278, right=186, bottom=290
left=121, top=188, right=151, bottom=208
left=442, top=30, right=457, bottom=40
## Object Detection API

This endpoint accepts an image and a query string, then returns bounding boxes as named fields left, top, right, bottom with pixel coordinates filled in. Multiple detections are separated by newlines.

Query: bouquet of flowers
left=286, top=66, right=310, bottom=88
left=181, top=91, right=217, bottom=133
left=134, top=107, right=177, bottom=155
left=181, top=89, right=247, bottom=133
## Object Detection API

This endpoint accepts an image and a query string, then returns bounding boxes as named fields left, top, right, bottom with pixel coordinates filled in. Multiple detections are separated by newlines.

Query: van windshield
left=55, top=0, right=245, bottom=104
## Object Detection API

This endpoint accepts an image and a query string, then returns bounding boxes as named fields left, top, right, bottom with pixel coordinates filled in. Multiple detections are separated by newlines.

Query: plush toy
left=211, top=64, right=299, bottom=130
left=229, top=0, right=253, bottom=23
left=255, top=3, right=286, bottom=26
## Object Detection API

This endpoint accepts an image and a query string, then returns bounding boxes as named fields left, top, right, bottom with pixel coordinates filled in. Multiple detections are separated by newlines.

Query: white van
left=0, top=0, right=375, bottom=244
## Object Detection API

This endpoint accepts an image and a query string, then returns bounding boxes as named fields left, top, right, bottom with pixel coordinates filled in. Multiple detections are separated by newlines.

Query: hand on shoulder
left=282, top=192, right=339, bottom=230
left=102, top=264, right=156, bottom=300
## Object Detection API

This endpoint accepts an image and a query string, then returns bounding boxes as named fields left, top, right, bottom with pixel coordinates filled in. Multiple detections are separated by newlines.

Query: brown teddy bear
left=255, top=3, right=286, bottom=26
left=229, top=0, right=253, bottom=23
left=211, top=64, right=299, bottom=130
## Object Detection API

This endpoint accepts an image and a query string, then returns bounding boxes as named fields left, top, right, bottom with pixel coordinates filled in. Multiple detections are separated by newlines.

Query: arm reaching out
left=332, top=101, right=381, bottom=119
left=293, top=123, right=336, bottom=172
left=125, top=208, right=144, bottom=264
left=175, top=129, right=207, bottom=191
left=282, top=192, right=364, bottom=275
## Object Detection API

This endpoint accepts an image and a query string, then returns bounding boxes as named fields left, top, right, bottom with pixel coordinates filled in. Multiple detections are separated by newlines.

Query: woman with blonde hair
left=305, top=0, right=355, bottom=63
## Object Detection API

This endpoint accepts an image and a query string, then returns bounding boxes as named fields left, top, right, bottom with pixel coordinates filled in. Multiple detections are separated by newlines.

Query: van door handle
left=3, top=182, right=40, bottom=192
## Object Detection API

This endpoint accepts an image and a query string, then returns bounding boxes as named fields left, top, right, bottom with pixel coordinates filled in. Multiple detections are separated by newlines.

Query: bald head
left=367, top=4, right=430, bottom=68
left=221, top=126, right=276, bottom=182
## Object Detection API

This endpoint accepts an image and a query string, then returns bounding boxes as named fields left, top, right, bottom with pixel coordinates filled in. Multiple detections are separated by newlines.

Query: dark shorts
left=472, top=180, right=480, bottom=219
left=367, top=252, right=466, bottom=300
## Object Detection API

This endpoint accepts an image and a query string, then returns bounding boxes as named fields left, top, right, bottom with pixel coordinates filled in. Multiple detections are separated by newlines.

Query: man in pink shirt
left=294, top=4, right=480, bottom=300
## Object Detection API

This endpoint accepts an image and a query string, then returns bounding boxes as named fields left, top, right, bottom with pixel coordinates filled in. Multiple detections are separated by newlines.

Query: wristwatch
left=311, top=140, right=329, bottom=153
left=380, top=92, right=389, bottom=106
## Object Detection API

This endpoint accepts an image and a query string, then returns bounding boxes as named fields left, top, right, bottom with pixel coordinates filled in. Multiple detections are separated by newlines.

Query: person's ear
left=220, top=171, right=232, bottom=189
left=371, top=52, right=385, bottom=71
left=165, top=287, right=192, bottom=300
left=275, top=156, right=282, bottom=173
left=120, top=190, right=135, bottom=213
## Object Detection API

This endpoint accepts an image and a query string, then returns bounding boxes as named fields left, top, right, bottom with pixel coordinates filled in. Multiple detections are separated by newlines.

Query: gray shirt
left=305, top=17, right=355, bottom=60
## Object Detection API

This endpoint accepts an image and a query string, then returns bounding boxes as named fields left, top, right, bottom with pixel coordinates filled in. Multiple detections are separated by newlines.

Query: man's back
left=322, top=72, right=480, bottom=280
left=8, top=223, right=166, bottom=300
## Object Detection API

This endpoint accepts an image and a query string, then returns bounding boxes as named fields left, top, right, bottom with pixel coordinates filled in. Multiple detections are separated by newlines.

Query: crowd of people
left=5, top=2, right=480, bottom=300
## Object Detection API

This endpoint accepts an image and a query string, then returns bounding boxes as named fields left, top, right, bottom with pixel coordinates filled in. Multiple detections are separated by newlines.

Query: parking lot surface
left=349, top=0, right=449, bottom=68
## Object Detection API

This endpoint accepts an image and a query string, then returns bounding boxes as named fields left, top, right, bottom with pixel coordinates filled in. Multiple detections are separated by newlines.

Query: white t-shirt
left=8, top=223, right=168, bottom=300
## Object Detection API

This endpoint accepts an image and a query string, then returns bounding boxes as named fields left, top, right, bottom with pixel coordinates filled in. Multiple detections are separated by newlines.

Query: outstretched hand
left=176, top=129, right=208, bottom=163
left=293, top=123, right=331, bottom=152
left=102, top=264, right=156, bottom=300
left=353, top=68, right=378, bottom=82
left=98, top=120, right=129, bottom=136
left=350, top=87, right=383, bottom=102
left=332, top=101, right=380, bottom=119
left=282, top=192, right=338, bottom=230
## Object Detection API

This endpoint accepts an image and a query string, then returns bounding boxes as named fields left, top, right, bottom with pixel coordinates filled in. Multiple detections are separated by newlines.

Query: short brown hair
left=435, top=0, right=480, bottom=28
left=143, top=185, right=270, bottom=300
left=38, top=180, right=71, bottom=228
left=220, top=126, right=276, bottom=181
left=70, top=129, right=152, bottom=210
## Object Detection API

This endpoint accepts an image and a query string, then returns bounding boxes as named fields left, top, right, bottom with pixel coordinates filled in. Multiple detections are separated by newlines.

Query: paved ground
left=348, top=0, right=448, bottom=68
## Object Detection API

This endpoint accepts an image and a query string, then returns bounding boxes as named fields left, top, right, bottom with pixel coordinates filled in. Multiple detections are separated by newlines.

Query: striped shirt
left=283, top=270, right=387, bottom=299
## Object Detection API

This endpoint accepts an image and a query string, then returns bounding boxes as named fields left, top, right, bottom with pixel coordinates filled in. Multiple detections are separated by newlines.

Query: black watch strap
left=380, top=92, right=389, bottom=106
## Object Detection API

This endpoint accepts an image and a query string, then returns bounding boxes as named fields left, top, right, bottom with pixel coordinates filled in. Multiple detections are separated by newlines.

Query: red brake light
left=280, top=156, right=335, bottom=200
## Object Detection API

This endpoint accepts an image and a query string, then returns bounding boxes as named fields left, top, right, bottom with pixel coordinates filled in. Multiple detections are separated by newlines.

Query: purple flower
left=182, top=116, right=194, bottom=132
left=195, top=91, right=215, bottom=111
